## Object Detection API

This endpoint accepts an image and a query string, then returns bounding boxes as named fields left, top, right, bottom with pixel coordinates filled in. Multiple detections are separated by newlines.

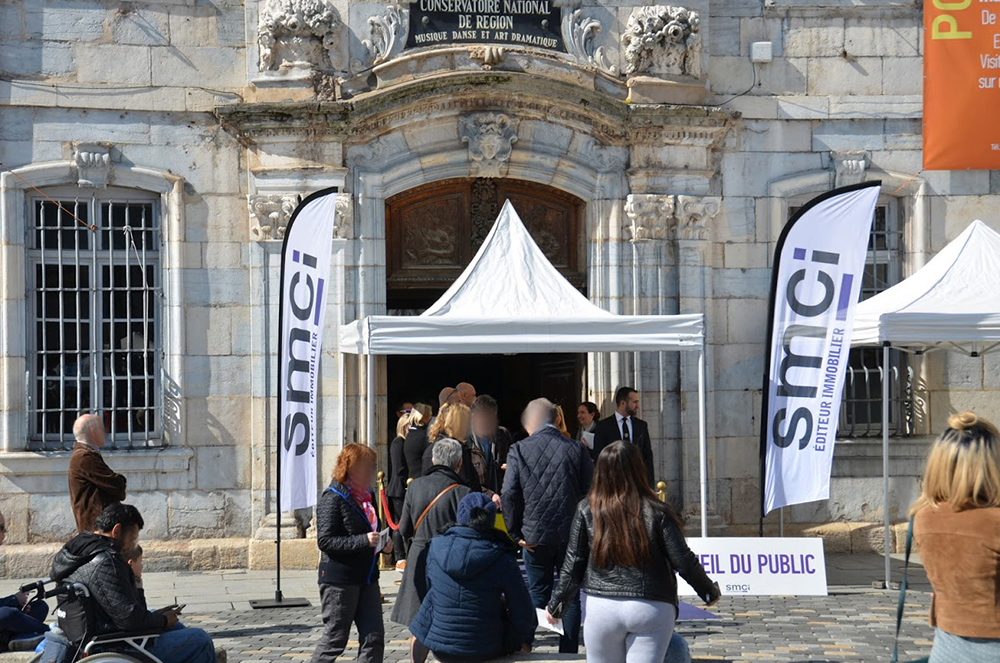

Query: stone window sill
left=0, top=446, right=192, bottom=478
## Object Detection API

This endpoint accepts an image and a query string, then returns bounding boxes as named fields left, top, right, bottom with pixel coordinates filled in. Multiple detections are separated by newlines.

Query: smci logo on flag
left=761, top=182, right=881, bottom=515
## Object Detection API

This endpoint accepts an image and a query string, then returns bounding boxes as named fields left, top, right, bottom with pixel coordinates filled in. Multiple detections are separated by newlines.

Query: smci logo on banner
left=677, top=538, right=828, bottom=597
left=283, top=248, right=325, bottom=458
left=761, top=182, right=880, bottom=514
left=277, top=189, right=339, bottom=512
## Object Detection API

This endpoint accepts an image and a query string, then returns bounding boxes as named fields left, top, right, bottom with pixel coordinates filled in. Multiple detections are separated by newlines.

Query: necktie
left=621, top=418, right=631, bottom=443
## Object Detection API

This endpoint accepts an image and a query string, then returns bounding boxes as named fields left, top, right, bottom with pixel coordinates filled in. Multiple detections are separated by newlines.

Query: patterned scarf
left=349, top=478, right=378, bottom=533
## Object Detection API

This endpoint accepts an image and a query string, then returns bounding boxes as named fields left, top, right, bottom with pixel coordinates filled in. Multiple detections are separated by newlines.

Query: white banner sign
left=762, top=182, right=880, bottom=515
left=278, top=189, right=339, bottom=511
left=677, top=537, right=828, bottom=597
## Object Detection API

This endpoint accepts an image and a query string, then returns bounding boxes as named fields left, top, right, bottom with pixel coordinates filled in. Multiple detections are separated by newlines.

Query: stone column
left=674, top=195, right=722, bottom=528
left=624, top=193, right=679, bottom=490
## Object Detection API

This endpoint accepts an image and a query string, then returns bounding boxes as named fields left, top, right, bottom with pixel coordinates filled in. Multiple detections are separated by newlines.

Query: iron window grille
left=789, top=201, right=913, bottom=439
left=25, top=188, right=162, bottom=451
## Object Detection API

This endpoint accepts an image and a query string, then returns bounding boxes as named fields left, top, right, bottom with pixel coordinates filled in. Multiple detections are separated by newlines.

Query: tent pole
left=698, top=347, right=708, bottom=538
left=882, top=342, right=891, bottom=589
left=367, top=353, right=375, bottom=448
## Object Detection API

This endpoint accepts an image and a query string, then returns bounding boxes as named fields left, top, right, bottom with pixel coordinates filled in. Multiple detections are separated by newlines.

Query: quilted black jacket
left=501, top=426, right=593, bottom=546
left=547, top=500, right=719, bottom=616
left=50, top=532, right=167, bottom=642
left=316, top=479, right=380, bottom=586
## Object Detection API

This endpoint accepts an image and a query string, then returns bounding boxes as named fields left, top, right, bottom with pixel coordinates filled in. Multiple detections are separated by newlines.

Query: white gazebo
left=340, top=201, right=713, bottom=535
left=852, top=219, right=1000, bottom=585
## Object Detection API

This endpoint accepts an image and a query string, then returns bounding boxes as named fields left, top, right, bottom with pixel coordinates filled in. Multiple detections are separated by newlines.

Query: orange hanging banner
left=923, top=0, right=1000, bottom=170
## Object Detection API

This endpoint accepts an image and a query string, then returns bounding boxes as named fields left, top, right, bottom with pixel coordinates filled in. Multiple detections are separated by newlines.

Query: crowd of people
left=319, top=383, right=720, bottom=663
left=0, top=395, right=993, bottom=663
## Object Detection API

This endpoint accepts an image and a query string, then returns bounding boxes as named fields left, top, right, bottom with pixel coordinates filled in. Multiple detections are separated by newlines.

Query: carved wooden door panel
left=386, top=178, right=584, bottom=306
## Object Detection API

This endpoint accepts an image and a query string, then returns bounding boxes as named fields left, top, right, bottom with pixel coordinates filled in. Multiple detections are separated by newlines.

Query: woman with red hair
left=312, top=443, right=391, bottom=663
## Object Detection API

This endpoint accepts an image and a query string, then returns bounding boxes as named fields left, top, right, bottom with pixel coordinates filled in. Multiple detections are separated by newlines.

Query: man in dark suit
left=593, top=386, right=655, bottom=486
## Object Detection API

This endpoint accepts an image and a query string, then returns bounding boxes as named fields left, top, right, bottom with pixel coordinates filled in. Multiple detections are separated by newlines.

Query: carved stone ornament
left=674, top=195, right=721, bottom=241
left=624, top=194, right=675, bottom=242
left=831, top=151, right=870, bottom=189
left=248, top=194, right=298, bottom=241
left=469, top=45, right=506, bottom=70
left=258, top=0, right=343, bottom=72
left=459, top=113, right=519, bottom=178
left=622, top=5, right=702, bottom=78
left=333, top=192, right=353, bottom=239
left=581, top=137, right=628, bottom=173
left=359, top=4, right=408, bottom=70
left=73, top=143, right=111, bottom=188
left=562, top=9, right=618, bottom=76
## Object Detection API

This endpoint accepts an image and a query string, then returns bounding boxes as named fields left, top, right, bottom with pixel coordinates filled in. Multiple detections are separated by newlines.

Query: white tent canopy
left=850, top=219, right=1000, bottom=589
left=340, top=200, right=705, bottom=355
left=852, top=219, right=1000, bottom=353
left=339, top=200, right=711, bottom=535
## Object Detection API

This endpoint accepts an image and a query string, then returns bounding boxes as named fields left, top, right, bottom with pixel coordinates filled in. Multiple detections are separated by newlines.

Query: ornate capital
left=624, top=194, right=675, bottom=242
left=831, top=151, right=870, bottom=189
left=333, top=192, right=353, bottom=239
left=562, top=9, right=619, bottom=76
left=460, top=113, right=519, bottom=178
left=622, top=5, right=701, bottom=78
left=248, top=194, right=298, bottom=241
left=258, top=0, right=343, bottom=72
left=73, top=144, right=111, bottom=188
left=675, top=195, right=720, bottom=241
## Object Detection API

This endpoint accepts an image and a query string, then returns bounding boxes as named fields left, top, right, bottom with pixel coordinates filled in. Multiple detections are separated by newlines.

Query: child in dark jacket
left=410, top=493, right=536, bottom=662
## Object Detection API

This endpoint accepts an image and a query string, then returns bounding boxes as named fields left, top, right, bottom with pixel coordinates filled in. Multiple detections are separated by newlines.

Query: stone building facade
left=0, top=0, right=996, bottom=564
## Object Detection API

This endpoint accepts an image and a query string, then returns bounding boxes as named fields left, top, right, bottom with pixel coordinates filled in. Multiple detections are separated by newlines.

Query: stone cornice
left=215, top=71, right=735, bottom=148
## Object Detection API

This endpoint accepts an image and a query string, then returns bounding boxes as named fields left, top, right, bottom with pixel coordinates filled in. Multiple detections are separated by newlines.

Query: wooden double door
left=384, top=178, right=587, bottom=437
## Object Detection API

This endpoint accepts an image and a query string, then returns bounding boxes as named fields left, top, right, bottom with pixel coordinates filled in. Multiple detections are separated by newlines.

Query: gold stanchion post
left=376, top=471, right=393, bottom=571
left=656, top=480, right=667, bottom=503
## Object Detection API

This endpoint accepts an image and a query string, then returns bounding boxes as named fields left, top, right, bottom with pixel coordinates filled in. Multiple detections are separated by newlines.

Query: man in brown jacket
left=68, top=414, right=126, bottom=533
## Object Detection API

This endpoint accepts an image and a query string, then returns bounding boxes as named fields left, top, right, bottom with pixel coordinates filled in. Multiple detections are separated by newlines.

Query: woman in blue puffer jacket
left=410, top=492, right=536, bottom=662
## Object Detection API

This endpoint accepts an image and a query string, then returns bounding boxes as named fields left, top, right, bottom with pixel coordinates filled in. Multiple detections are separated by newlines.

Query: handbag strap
left=413, top=483, right=459, bottom=536
left=892, top=514, right=915, bottom=663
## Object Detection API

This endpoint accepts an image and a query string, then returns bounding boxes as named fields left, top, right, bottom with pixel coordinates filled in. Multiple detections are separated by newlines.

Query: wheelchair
left=20, top=579, right=166, bottom=663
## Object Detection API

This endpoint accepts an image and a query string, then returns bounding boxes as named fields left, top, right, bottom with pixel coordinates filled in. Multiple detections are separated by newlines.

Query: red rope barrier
left=380, top=488, right=399, bottom=531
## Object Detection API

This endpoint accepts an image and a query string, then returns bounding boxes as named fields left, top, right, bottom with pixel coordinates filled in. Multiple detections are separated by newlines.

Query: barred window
left=26, top=189, right=161, bottom=450
left=789, top=200, right=913, bottom=438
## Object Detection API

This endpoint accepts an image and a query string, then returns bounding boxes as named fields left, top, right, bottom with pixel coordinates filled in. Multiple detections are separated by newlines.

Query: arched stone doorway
left=384, top=177, right=587, bottom=434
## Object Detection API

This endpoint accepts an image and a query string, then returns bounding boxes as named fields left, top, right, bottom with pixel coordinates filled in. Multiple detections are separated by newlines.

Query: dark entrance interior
left=385, top=178, right=587, bottom=435
left=387, top=354, right=584, bottom=436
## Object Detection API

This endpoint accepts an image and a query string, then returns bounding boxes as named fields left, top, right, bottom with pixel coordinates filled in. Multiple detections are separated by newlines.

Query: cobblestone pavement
left=15, top=554, right=937, bottom=662
left=180, top=588, right=934, bottom=663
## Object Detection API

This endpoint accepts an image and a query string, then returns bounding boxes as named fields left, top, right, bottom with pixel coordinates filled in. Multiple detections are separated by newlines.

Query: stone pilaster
left=675, top=196, right=721, bottom=529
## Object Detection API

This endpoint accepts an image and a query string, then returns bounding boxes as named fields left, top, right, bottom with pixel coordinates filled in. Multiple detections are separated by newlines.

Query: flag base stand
left=250, top=592, right=311, bottom=610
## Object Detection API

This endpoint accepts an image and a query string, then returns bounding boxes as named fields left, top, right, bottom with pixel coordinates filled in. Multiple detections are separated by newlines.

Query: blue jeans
left=0, top=601, right=49, bottom=638
left=146, top=623, right=215, bottom=663
left=664, top=632, right=691, bottom=663
left=522, top=544, right=581, bottom=653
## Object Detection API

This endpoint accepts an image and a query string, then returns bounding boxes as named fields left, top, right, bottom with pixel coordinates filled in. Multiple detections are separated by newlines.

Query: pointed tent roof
left=340, top=200, right=703, bottom=355
left=852, top=219, right=1000, bottom=350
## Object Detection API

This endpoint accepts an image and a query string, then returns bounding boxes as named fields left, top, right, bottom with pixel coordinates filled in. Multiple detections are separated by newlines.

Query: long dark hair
left=590, top=441, right=682, bottom=569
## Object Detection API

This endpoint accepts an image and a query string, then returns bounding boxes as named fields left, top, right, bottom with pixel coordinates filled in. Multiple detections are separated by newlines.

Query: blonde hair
left=396, top=402, right=432, bottom=438
left=910, top=411, right=1000, bottom=514
left=554, top=405, right=570, bottom=438
left=429, top=403, right=470, bottom=443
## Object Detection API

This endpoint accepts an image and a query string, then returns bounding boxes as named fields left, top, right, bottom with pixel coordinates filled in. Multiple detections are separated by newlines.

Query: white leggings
left=584, top=595, right=677, bottom=663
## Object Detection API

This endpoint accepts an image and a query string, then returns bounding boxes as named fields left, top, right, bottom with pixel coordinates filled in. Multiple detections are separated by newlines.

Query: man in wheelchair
left=49, top=503, right=216, bottom=663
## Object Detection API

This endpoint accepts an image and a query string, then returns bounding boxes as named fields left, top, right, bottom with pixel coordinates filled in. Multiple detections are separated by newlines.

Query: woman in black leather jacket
left=546, top=441, right=720, bottom=663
